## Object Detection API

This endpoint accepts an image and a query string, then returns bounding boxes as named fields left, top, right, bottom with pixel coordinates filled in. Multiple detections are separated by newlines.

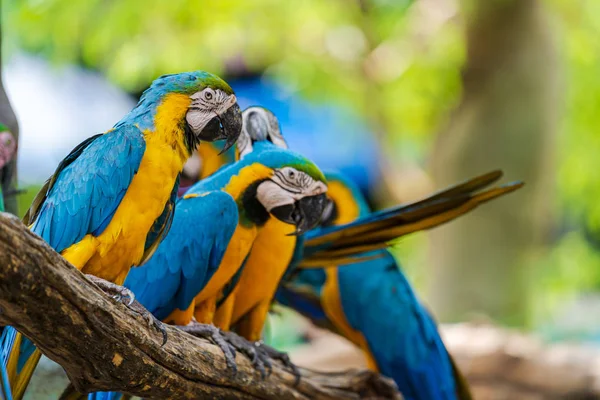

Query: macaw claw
left=86, top=274, right=168, bottom=345
left=128, top=299, right=169, bottom=346
left=177, top=322, right=238, bottom=374
left=86, top=275, right=135, bottom=305
left=255, top=341, right=301, bottom=385
left=222, top=331, right=271, bottom=379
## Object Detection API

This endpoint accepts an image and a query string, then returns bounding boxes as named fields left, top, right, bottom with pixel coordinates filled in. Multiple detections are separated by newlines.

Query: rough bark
left=0, top=4, right=20, bottom=215
left=428, top=0, right=560, bottom=325
left=0, top=212, right=400, bottom=400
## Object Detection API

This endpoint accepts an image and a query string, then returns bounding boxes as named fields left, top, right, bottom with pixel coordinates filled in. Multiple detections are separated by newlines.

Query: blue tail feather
left=88, top=392, right=122, bottom=400
left=0, top=326, right=40, bottom=400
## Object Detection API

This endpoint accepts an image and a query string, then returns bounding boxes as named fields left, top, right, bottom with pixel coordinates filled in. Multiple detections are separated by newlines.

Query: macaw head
left=234, top=107, right=327, bottom=235
left=0, top=124, right=17, bottom=170
left=237, top=106, right=288, bottom=160
left=136, top=71, right=242, bottom=155
left=256, top=156, right=328, bottom=235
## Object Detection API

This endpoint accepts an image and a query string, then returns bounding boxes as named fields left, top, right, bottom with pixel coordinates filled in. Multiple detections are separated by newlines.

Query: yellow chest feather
left=68, top=94, right=192, bottom=284
left=82, top=136, right=185, bottom=283
left=195, top=223, right=257, bottom=303
left=229, top=218, right=296, bottom=323
left=195, top=164, right=275, bottom=302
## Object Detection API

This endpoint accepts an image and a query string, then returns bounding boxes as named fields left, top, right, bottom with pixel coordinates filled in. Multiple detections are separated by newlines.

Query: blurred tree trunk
left=428, top=0, right=559, bottom=325
left=0, top=3, right=19, bottom=215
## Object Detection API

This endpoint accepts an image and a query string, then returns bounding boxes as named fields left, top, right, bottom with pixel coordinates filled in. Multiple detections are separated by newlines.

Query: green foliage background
left=4, top=0, right=600, bottom=331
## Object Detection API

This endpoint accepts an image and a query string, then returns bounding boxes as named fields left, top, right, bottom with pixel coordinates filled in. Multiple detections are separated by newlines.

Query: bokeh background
left=1, top=0, right=599, bottom=396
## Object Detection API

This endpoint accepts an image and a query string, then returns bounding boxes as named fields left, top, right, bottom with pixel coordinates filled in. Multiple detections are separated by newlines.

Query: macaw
left=213, top=106, right=304, bottom=344
left=0, top=71, right=242, bottom=400
left=0, top=124, right=17, bottom=212
left=277, top=171, right=523, bottom=400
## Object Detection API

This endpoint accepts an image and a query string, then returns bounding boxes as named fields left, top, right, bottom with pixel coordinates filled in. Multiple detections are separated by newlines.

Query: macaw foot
left=85, top=275, right=135, bottom=305
left=85, top=274, right=168, bottom=345
left=177, top=322, right=238, bottom=373
left=221, top=331, right=271, bottom=379
left=255, top=340, right=301, bottom=385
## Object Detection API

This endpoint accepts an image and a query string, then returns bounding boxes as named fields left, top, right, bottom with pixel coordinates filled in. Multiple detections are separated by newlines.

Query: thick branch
left=0, top=213, right=400, bottom=400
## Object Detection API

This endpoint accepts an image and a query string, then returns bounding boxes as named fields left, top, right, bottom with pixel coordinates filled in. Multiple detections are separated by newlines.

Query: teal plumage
left=28, top=128, right=146, bottom=252
left=275, top=170, right=525, bottom=400
left=4, top=71, right=242, bottom=400
left=125, top=140, right=324, bottom=316
left=91, top=140, right=325, bottom=400
left=0, top=331, right=12, bottom=400
left=126, top=190, right=238, bottom=321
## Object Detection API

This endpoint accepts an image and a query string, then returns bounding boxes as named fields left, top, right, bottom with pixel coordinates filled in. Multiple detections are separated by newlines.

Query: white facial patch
left=256, top=167, right=327, bottom=211
left=186, top=89, right=237, bottom=135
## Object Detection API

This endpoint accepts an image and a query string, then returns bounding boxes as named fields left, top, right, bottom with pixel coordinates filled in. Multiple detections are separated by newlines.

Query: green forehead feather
left=151, top=71, right=234, bottom=96
left=291, top=160, right=326, bottom=183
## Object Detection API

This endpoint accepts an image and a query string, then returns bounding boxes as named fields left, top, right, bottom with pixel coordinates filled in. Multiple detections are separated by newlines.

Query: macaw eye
left=288, top=170, right=295, bottom=179
left=203, top=89, right=214, bottom=101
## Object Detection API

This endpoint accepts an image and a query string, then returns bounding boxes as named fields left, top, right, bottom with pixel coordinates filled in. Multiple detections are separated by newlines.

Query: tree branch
left=0, top=212, right=400, bottom=400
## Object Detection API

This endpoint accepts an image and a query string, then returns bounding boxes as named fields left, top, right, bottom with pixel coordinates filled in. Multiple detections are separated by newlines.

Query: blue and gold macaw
left=0, top=71, right=242, bottom=400
left=277, top=171, right=523, bottom=400
left=213, top=107, right=307, bottom=343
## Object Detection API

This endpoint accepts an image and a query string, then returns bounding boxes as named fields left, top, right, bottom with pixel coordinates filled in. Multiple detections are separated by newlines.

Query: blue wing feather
left=125, top=190, right=238, bottom=321
left=29, top=126, right=146, bottom=252
left=338, top=252, right=457, bottom=400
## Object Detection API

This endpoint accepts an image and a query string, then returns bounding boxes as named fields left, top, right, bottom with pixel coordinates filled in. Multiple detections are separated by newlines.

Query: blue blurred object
left=229, top=76, right=381, bottom=197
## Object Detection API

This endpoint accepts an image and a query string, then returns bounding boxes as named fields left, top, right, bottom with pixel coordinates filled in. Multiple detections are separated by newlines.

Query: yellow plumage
left=192, top=164, right=275, bottom=324
left=60, top=93, right=191, bottom=284
left=219, top=218, right=296, bottom=339
left=316, top=180, right=380, bottom=372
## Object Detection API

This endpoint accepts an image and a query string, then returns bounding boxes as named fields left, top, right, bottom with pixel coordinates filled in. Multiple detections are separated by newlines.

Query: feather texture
left=299, top=171, right=523, bottom=267
left=29, top=127, right=145, bottom=253
left=125, top=190, right=238, bottom=321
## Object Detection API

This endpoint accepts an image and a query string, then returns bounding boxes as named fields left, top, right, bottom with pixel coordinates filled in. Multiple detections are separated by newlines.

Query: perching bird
left=1, top=70, right=242, bottom=400
left=213, top=106, right=302, bottom=343
left=277, top=171, right=524, bottom=400
left=0, top=124, right=18, bottom=212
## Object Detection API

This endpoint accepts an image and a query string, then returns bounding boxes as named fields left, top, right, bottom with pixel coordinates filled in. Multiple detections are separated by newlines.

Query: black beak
left=196, top=102, right=242, bottom=154
left=218, top=102, right=242, bottom=154
left=270, top=193, right=328, bottom=236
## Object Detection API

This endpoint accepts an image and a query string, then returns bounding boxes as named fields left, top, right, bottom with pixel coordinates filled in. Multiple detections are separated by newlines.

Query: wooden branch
left=0, top=212, right=400, bottom=400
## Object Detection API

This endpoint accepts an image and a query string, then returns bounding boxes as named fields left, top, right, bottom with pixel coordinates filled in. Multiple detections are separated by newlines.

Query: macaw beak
left=196, top=102, right=242, bottom=155
left=217, top=102, right=242, bottom=154
left=271, top=193, right=328, bottom=236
